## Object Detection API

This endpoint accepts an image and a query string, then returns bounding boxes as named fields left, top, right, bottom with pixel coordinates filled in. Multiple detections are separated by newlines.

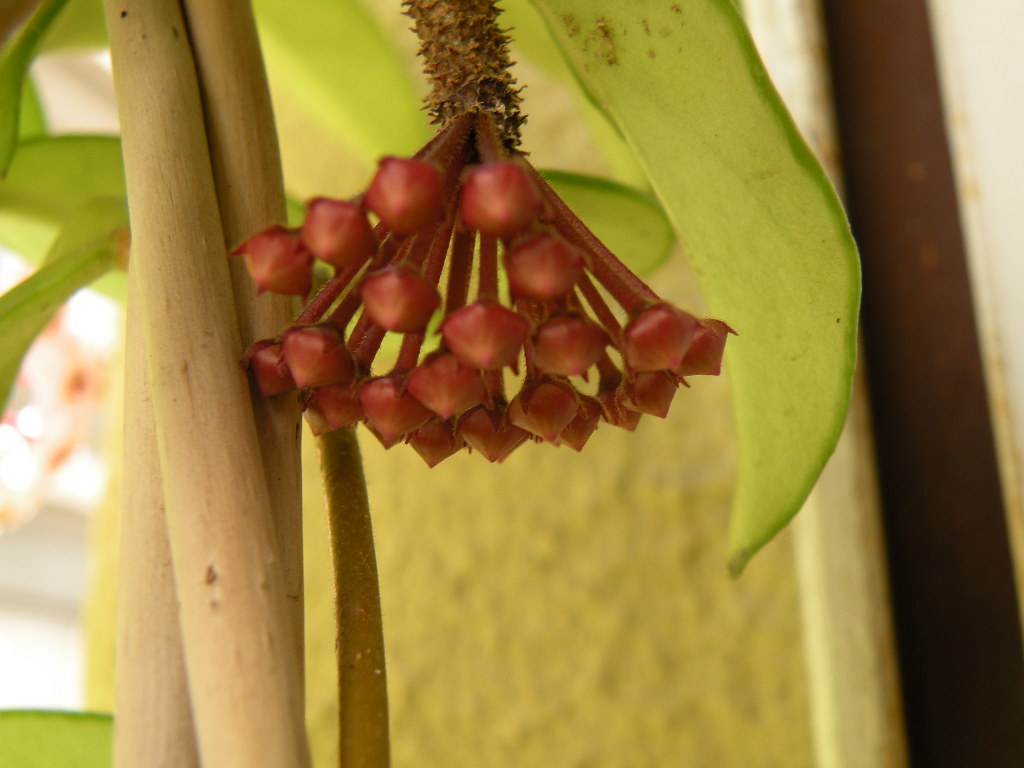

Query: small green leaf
left=0, top=710, right=112, bottom=768
left=540, top=170, right=673, bottom=277
left=531, top=0, right=860, bottom=572
left=39, top=0, right=107, bottom=53
left=0, top=0, right=71, bottom=176
left=17, top=78, right=46, bottom=139
left=253, top=0, right=428, bottom=165
left=0, top=197, right=126, bottom=409
left=0, top=135, right=125, bottom=263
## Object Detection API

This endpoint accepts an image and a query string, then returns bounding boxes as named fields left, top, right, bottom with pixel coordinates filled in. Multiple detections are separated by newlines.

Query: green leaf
left=39, top=0, right=107, bottom=53
left=0, top=711, right=111, bottom=768
left=252, top=0, right=429, bottom=165
left=0, top=197, right=126, bottom=409
left=530, top=0, right=860, bottom=573
left=540, top=170, right=673, bottom=277
left=0, top=135, right=125, bottom=263
left=17, top=77, right=46, bottom=139
left=0, top=0, right=71, bottom=176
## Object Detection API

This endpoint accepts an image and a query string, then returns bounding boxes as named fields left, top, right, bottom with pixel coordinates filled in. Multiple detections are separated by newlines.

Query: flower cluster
left=234, top=111, right=732, bottom=466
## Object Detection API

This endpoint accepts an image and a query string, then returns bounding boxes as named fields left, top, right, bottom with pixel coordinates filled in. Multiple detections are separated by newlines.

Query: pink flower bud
left=281, top=325, right=355, bottom=389
left=459, top=162, right=543, bottom=238
left=300, top=197, right=376, bottom=269
left=364, top=157, right=444, bottom=234
left=359, top=376, right=433, bottom=443
left=245, top=340, right=296, bottom=396
left=557, top=396, right=602, bottom=451
left=232, top=225, right=312, bottom=296
left=505, top=233, right=583, bottom=301
left=623, top=371, right=679, bottom=418
left=360, top=264, right=441, bottom=333
left=508, top=379, right=579, bottom=442
left=598, top=384, right=642, bottom=432
left=406, top=353, right=486, bottom=418
left=675, top=319, right=734, bottom=376
left=532, top=315, right=608, bottom=376
left=459, top=405, right=529, bottom=463
left=304, top=384, right=364, bottom=435
left=407, top=418, right=465, bottom=467
left=622, top=303, right=700, bottom=372
left=441, top=301, right=529, bottom=370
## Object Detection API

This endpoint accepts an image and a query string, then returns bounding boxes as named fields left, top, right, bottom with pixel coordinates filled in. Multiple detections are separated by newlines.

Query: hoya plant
left=0, top=0, right=858, bottom=765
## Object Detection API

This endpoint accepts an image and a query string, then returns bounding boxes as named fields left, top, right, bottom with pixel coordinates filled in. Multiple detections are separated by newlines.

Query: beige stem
left=179, top=0, right=305, bottom=681
left=319, top=430, right=391, bottom=768
left=114, top=266, right=199, bottom=768
left=103, top=2, right=310, bottom=766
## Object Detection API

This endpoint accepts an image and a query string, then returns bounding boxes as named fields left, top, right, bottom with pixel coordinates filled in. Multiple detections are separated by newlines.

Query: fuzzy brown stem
left=404, top=0, right=523, bottom=148
left=114, top=268, right=199, bottom=768
left=178, top=0, right=307, bottom=682
left=104, top=1, right=310, bottom=765
left=318, top=429, right=391, bottom=768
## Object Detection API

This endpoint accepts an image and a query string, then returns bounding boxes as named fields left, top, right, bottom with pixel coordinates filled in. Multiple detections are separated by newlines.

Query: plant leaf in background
left=0, top=0, right=70, bottom=176
left=17, top=78, right=46, bottom=140
left=530, top=0, right=860, bottom=573
left=0, top=711, right=112, bottom=768
left=252, top=0, right=428, bottom=171
left=0, top=134, right=124, bottom=259
left=541, top=169, right=673, bottom=277
left=38, top=0, right=107, bottom=54
left=0, top=196, right=126, bottom=409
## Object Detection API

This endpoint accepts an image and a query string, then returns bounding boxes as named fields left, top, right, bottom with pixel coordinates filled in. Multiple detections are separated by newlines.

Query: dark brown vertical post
left=819, top=1, right=1024, bottom=765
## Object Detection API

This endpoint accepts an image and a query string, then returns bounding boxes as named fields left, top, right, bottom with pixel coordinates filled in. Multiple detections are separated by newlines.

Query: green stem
left=318, top=429, right=390, bottom=768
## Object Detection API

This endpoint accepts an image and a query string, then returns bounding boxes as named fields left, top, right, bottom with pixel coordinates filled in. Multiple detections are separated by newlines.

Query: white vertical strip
left=927, top=0, right=1024, bottom=603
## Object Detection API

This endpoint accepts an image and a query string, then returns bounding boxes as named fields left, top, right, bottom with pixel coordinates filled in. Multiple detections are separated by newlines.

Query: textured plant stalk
left=405, top=0, right=523, bottom=147
left=319, top=430, right=390, bottom=768
left=179, top=0, right=306, bottom=682
left=114, top=267, right=199, bottom=768
left=103, top=2, right=311, bottom=766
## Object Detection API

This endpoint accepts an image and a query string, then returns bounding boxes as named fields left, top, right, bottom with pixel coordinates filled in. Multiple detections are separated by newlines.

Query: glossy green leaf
left=17, top=78, right=46, bottom=139
left=39, top=0, right=107, bottom=53
left=0, top=0, right=70, bottom=176
left=530, top=0, right=860, bottom=573
left=0, top=135, right=125, bottom=263
left=253, top=0, right=429, bottom=165
left=0, top=710, right=112, bottom=768
left=0, top=197, right=126, bottom=408
left=540, top=169, right=673, bottom=277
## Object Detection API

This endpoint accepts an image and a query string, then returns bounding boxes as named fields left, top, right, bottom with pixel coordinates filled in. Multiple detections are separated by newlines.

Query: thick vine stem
left=179, top=0, right=306, bottom=685
left=103, top=1, right=311, bottom=766
left=114, top=268, right=199, bottom=768
left=318, top=429, right=391, bottom=768
left=404, top=0, right=524, bottom=148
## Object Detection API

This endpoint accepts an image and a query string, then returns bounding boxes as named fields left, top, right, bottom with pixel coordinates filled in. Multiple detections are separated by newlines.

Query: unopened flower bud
left=364, top=157, right=444, bottom=234
left=360, top=264, right=441, bottom=333
left=459, top=405, right=529, bottom=463
left=245, top=340, right=295, bottom=396
left=359, top=376, right=433, bottom=443
left=622, top=303, right=699, bottom=372
left=557, top=396, right=602, bottom=451
left=441, top=301, right=529, bottom=370
left=407, top=418, right=465, bottom=467
left=282, top=325, right=354, bottom=389
left=623, top=371, right=679, bottom=418
left=232, top=226, right=312, bottom=296
left=532, top=315, right=608, bottom=376
left=301, top=197, right=375, bottom=269
left=508, top=379, right=579, bottom=442
left=304, top=384, right=364, bottom=434
left=459, top=161, right=543, bottom=238
left=406, top=353, right=486, bottom=418
left=675, top=319, right=734, bottom=376
left=505, top=234, right=583, bottom=301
